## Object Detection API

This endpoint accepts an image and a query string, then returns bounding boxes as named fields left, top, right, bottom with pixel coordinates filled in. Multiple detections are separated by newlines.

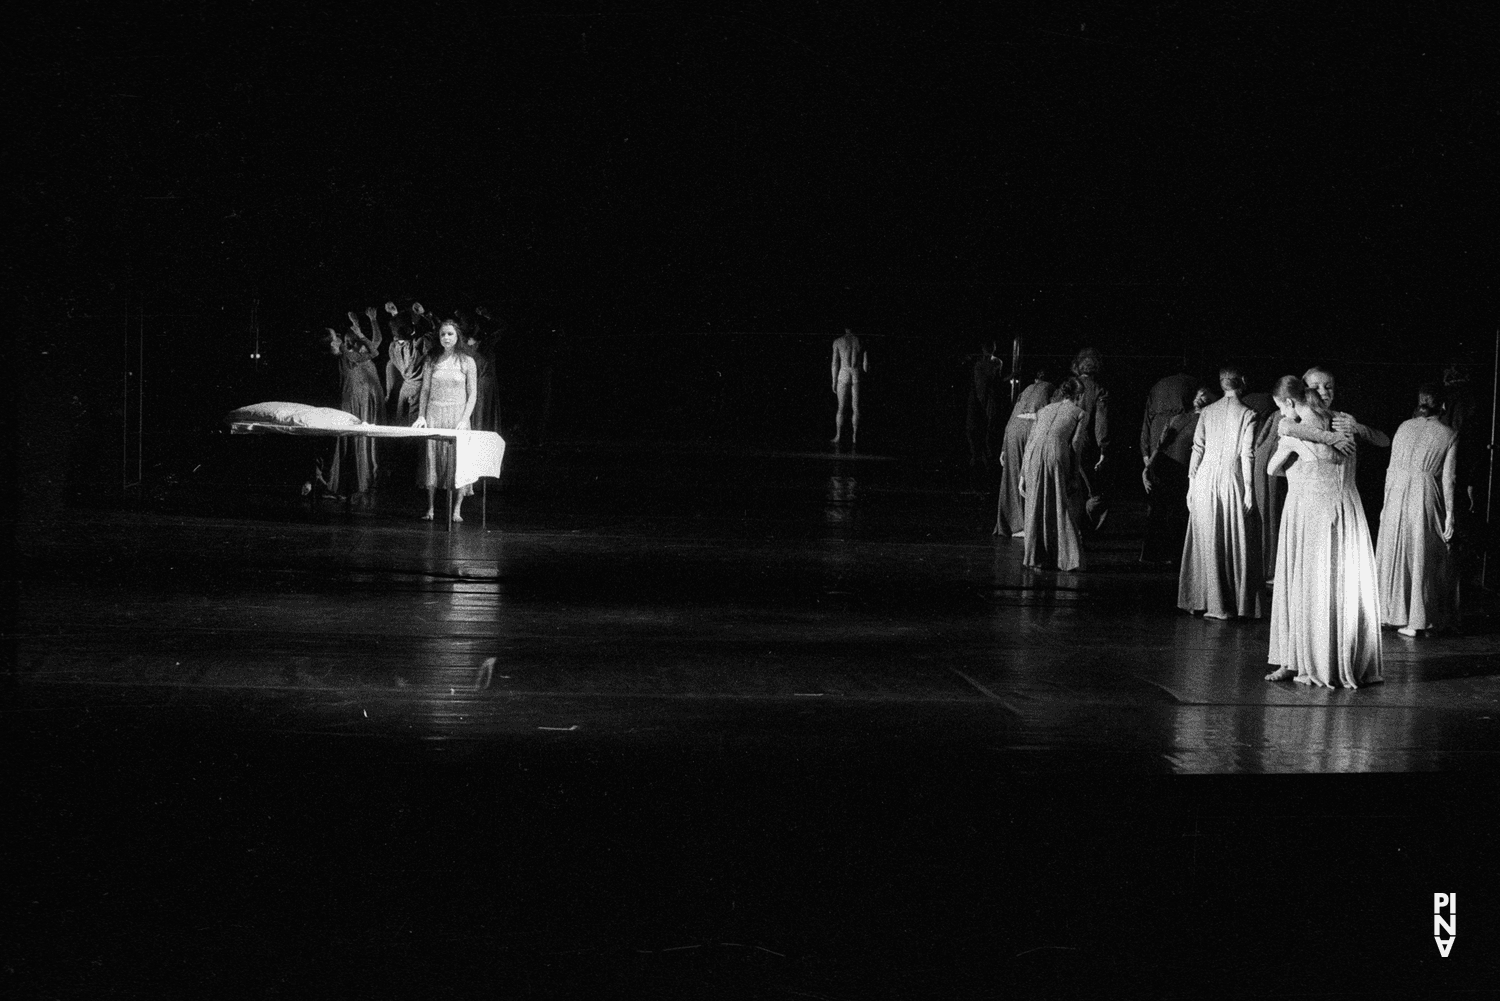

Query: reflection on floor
left=11, top=444, right=1500, bottom=995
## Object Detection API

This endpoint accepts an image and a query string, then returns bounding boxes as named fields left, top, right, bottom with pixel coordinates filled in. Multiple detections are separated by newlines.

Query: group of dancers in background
left=991, top=348, right=1480, bottom=691
left=317, top=301, right=503, bottom=521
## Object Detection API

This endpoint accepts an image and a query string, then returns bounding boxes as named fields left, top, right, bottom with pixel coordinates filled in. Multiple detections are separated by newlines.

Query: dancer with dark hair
left=1266, top=377, right=1382, bottom=688
left=1178, top=368, right=1261, bottom=619
left=1377, top=383, right=1459, bottom=636
left=1141, top=384, right=1212, bottom=565
left=1140, top=365, right=1198, bottom=468
left=324, top=308, right=384, bottom=507
left=412, top=319, right=478, bottom=522
left=995, top=366, right=1055, bottom=537
left=1019, top=377, right=1091, bottom=571
left=831, top=327, right=869, bottom=446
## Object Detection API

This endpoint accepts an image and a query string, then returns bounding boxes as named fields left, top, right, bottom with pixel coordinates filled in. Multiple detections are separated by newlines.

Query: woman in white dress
left=1265, top=377, right=1383, bottom=688
left=1177, top=368, right=1261, bottom=619
left=412, top=319, right=478, bottom=522
left=1376, top=384, right=1459, bottom=636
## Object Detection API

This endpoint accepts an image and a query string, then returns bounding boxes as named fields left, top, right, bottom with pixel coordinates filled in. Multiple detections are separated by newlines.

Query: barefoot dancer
left=1264, top=377, right=1382, bottom=687
left=412, top=320, right=477, bottom=522
left=830, top=327, right=869, bottom=446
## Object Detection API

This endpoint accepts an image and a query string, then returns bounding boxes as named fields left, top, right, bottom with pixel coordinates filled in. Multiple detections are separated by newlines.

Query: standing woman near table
left=326, top=308, right=384, bottom=507
left=412, top=319, right=477, bottom=522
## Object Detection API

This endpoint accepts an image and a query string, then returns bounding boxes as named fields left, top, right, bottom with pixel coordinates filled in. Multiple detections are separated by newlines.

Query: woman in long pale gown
left=1376, top=384, right=1459, bottom=636
left=1178, top=368, right=1261, bottom=619
left=412, top=319, right=478, bottom=522
left=1018, top=377, right=1089, bottom=571
left=325, top=308, right=384, bottom=504
left=1265, top=378, right=1383, bottom=688
left=993, top=368, right=1054, bottom=537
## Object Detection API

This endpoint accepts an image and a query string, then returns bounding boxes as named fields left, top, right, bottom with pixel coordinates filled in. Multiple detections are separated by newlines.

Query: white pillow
left=225, top=402, right=364, bottom=428
left=292, top=407, right=366, bottom=429
left=225, top=402, right=315, bottom=424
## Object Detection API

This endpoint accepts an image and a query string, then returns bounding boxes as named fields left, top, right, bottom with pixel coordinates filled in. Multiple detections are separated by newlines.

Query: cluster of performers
left=315, top=301, right=504, bottom=522
left=991, top=348, right=1482, bottom=691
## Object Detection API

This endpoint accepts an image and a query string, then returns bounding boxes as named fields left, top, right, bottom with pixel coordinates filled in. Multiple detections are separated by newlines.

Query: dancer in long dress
left=830, top=327, right=869, bottom=446
left=1141, top=385, right=1210, bottom=564
left=1376, top=384, right=1459, bottom=636
left=1178, top=368, right=1261, bottom=619
left=412, top=320, right=478, bottom=522
left=1019, top=377, right=1090, bottom=571
left=994, top=367, right=1055, bottom=537
left=1265, top=377, right=1383, bottom=688
left=1140, top=367, right=1198, bottom=469
left=324, top=308, right=384, bottom=506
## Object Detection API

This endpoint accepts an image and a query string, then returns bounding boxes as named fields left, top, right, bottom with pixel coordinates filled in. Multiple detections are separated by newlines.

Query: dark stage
left=9, top=442, right=1500, bottom=997
left=11, top=3, right=1500, bottom=996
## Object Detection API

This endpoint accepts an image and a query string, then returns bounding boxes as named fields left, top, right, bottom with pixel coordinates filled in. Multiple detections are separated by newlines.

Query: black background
left=11, top=2, right=1495, bottom=463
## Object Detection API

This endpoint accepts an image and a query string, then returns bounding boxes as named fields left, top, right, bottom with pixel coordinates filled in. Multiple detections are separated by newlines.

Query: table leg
left=481, top=479, right=487, bottom=530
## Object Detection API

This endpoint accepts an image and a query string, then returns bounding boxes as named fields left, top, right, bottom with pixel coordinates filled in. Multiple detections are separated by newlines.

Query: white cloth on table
left=229, top=422, right=505, bottom=489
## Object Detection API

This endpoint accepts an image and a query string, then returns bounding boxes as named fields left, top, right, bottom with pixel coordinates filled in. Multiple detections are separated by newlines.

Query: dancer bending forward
left=1019, top=377, right=1090, bottom=572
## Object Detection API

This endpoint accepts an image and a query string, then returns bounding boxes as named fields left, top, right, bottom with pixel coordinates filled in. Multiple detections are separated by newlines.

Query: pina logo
left=1433, top=893, right=1457, bottom=957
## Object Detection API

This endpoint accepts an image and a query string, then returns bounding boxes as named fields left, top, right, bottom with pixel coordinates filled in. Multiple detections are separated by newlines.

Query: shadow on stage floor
left=9, top=440, right=1500, bottom=997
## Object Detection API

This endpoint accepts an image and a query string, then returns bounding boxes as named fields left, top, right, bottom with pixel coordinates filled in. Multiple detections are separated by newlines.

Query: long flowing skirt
left=1178, top=465, right=1263, bottom=617
left=994, top=418, right=1032, bottom=534
left=1375, top=470, right=1456, bottom=630
left=327, top=377, right=381, bottom=496
left=1021, top=448, right=1085, bottom=571
left=1268, top=482, right=1383, bottom=688
left=419, top=399, right=472, bottom=496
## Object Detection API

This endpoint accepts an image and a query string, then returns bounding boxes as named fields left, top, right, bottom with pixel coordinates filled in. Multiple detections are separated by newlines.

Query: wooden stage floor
left=9, top=441, right=1500, bottom=996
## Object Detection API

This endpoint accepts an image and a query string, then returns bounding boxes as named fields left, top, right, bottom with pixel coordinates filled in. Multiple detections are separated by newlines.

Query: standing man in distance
left=831, top=327, right=869, bottom=447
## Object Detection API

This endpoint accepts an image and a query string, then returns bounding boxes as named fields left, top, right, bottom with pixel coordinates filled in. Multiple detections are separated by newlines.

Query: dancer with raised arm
left=383, top=301, right=427, bottom=425
left=1377, top=383, right=1459, bottom=636
left=412, top=319, right=478, bottom=522
left=324, top=308, right=384, bottom=507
